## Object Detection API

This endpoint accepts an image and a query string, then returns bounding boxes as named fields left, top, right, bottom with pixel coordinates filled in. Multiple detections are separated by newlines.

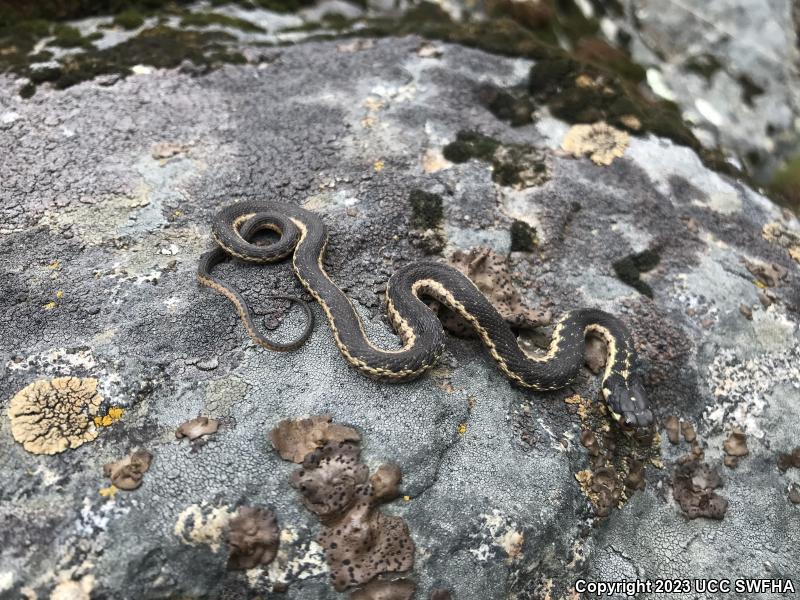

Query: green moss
left=113, top=9, right=145, bottom=30
left=50, top=23, right=92, bottom=48
left=443, top=130, right=500, bottom=163
left=510, top=220, right=537, bottom=252
left=768, top=155, right=800, bottom=212
left=486, top=89, right=534, bottom=126
left=18, top=81, right=36, bottom=98
left=180, top=11, right=265, bottom=33
left=612, top=249, right=660, bottom=298
left=409, top=189, right=444, bottom=230
left=25, top=25, right=239, bottom=91
left=252, top=0, right=316, bottom=13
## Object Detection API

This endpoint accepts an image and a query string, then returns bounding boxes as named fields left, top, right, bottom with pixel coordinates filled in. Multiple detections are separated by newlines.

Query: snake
left=198, top=201, right=654, bottom=430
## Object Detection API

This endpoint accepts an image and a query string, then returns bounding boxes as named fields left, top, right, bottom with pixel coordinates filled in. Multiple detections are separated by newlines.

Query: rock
left=0, top=32, right=798, bottom=600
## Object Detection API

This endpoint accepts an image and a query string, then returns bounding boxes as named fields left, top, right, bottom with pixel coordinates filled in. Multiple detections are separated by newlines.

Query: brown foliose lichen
left=350, top=578, right=417, bottom=600
left=672, top=461, right=728, bottom=520
left=8, top=376, right=103, bottom=455
left=291, top=441, right=370, bottom=522
left=722, top=429, right=748, bottom=468
left=444, top=246, right=550, bottom=335
left=176, top=416, right=220, bottom=441
left=227, top=506, right=280, bottom=570
left=271, top=414, right=361, bottom=463
left=319, top=491, right=415, bottom=592
left=278, top=419, right=416, bottom=593
left=103, top=449, right=153, bottom=491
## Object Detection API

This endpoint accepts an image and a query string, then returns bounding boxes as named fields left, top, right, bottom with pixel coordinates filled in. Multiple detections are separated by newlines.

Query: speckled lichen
left=8, top=377, right=103, bottom=455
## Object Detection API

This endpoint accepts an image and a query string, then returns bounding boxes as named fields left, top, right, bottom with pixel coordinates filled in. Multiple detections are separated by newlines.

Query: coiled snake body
left=198, top=201, right=654, bottom=430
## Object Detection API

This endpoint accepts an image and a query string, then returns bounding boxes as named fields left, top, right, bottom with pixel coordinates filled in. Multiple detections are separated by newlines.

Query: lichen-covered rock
left=0, top=27, right=798, bottom=600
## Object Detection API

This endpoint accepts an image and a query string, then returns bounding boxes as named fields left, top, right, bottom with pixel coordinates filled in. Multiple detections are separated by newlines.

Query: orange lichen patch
left=270, top=415, right=361, bottom=463
left=94, top=406, right=124, bottom=427
left=227, top=507, right=279, bottom=570
left=8, top=377, right=103, bottom=455
left=445, top=246, right=550, bottom=335
left=176, top=416, right=219, bottom=441
left=99, top=485, right=118, bottom=498
left=103, top=449, right=152, bottom=491
left=561, top=121, right=629, bottom=166
left=350, top=578, right=416, bottom=600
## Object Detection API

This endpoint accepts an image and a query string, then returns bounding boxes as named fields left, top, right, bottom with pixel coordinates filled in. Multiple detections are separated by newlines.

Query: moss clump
left=510, top=220, right=537, bottom=252
left=251, top=0, right=317, bottom=12
left=113, top=9, right=145, bottom=30
left=409, top=189, right=443, bottom=230
left=29, top=26, right=238, bottom=91
left=612, top=249, right=660, bottom=298
left=491, top=144, right=548, bottom=187
left=769, top=155, right=800, bottom=212
left=485, top=88, right=534, bottom=126
left=443, top=130, right=500, bottom=163
left=50, top=23, right=93, bottom=48
left=684, top=53, right=722, bottom=81
left=180, top=11, right=265, bottom=33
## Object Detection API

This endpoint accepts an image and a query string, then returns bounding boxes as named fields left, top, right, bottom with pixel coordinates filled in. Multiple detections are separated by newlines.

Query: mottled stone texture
left=1, top=36, right=799, bottom=599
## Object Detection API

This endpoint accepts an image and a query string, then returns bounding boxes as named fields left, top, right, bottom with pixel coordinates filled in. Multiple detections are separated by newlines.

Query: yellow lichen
left=8, top=377, right=103, bottom=455
left=43, top=301, right=57, bottom=310
left=561, top=121, right=630, bottom=166
left=48, top=260, right=61, bottom=270
left=94, top=406, right=124, bottom=427
left=55, top=290, right=64, bottom=299
left=457, top=423, right=467, bottom=435
left=402, top=495, right=411, bottom=502
left=373, top=159, right=385, bottom=172
left=99, top=485, right=118, bottom=498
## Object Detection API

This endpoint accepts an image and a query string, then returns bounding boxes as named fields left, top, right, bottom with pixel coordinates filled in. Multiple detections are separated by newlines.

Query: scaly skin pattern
left=200, top=201, right=654, bottom=429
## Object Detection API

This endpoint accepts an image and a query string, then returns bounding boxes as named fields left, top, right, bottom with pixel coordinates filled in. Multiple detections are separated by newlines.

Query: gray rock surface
left=612, top=0, right=800, bottom=179
left=1, top=34, right=799, bottom=599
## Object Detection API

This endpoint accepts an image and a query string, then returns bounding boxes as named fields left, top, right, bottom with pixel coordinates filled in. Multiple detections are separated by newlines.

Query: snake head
left=603, top=373, right=654, bottom=432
